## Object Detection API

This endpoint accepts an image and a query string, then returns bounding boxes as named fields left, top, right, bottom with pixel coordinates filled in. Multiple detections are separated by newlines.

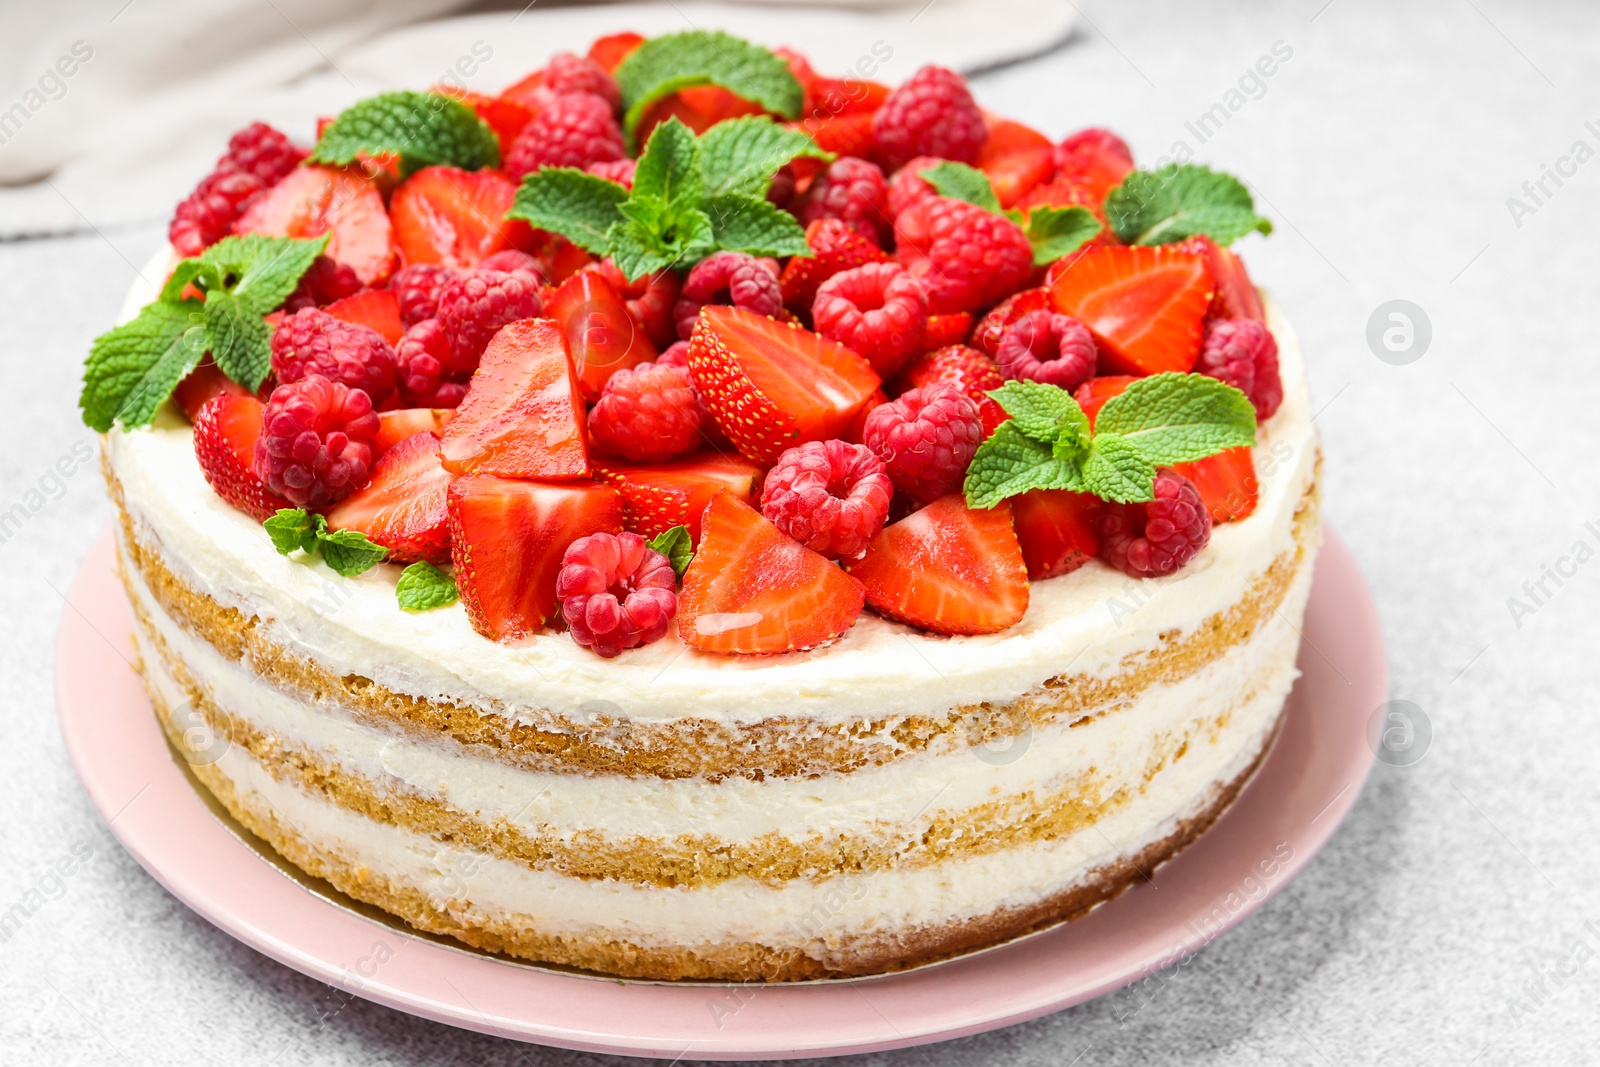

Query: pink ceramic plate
left=57, top=526, right=1384, bottom=1060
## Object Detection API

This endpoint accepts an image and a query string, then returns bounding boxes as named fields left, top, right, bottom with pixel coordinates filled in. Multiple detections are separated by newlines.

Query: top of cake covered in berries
left=81, top=29, right=1283, bottom=658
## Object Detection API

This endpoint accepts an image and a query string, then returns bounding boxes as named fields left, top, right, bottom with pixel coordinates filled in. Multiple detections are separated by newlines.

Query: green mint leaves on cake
left=917, top=160, right=1103, bottom=266
left=396, top=562, right=460, bottom=611
left=964, top=375, right=1257, bottom=508
left=264, top=508, right=388, bottom=577
left=509, top=115, right=822, bottom=279
left=308, top=90, right=501, bottom=177
left=647, top=525, right=694, bottom=578
left=1106, top=164, right=1272, bottom=246
left=613, top=30, right=803, bottom=142
left=80, top=234, right=329, bottom=432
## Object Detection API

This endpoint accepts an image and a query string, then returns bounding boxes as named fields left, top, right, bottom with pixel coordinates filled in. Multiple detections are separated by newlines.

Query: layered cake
left=87, top=30, right=1320, bottom=980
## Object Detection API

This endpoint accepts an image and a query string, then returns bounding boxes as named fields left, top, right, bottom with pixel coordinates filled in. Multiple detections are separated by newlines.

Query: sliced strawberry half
left=440, top=318, right=590, bottom=479
left=389, top=165, right=531, bottom=270
left=325, top=430, right=454, bottom=564
left=432, top=86, right=535, bottom=157
left=374, top=407, right=453, bottom=458
left=780, top=219, right=892, bottom=314
left=174, top=361, right=250, bottom=424
left=1048, top=246, right=1214, bottom=376
left=639, top=86, right=764, bottom=140
left=323, top=288, right=403, bottom=346
left=544, top=269, right=657, bottom=401
left=1174, top=446, right=1259, bottom=523
left=588, top=31, right=645, bottom=73
left=678, top=491, right=865, bottom=654
left=592, top=452, right=763, bottom=540
left=1010, top=489, right=1101, bottom=579
left=847, top=493, right=1028, bottom=636
left=979, top=126, right=1055, bottom=209
left=1175, top=234, right=1264, bottom=322
left=448, top=475, right=623, bottom=643
left=788, top=112, right=876, bottom=159
left=234, top=165, right=396, bottom=286
left=805, top=77, right=890, bottom=116
left=193, top=394, right=290, bottom=521
left=686, top=305, right=881, bottom=464
left=1073, top=374, right=1140, bottom=425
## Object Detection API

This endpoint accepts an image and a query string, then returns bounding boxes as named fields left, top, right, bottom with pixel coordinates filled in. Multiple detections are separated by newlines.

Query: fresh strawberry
left=174, top=361, right=250, bottom=423
left=788, top=112, right=876, bottom=158
left=846, top=493, right=1028, bottom=635
left=323, top=289, right=403, bottom=346
left=324, top=430, right=454, bottom=564
left=686, top=305, right=881, bottom=463
left=780, top=218, right=892, bottom=314
left=1174, top=446, right=1259, bottom=523
left=1047, top=246, right=1214, bottom=376
left=592, top=452, right=764, bottom=540
left=1053, top=132, right=1134, bottom=201
left=970, top=287, right=1051, bottom=357
left=588, top=31, right=645, bottom=73
left=440, top=318, right=590, bottom=479
left=536, top=233, right=596, bottom=285
left=432, top=86, right=534, bottom=157
left=1017, top=178, right=1114, bottom=239
left=1073, top=374, right=1139, bottom=424
left=918, top=312, right=972, bottom=354
left=638, top=86, right=763, bottom=140
left=976, top=117, right=1052, bottom=163
left=1175, top=235, right=1264, bottom=322
left=890, top=344, right=1007, bottom=435
left=678, top=491, right=865, bottom=654
left=976, top=121, right=1055, bottom=210
left=804, top=77, right=891, bottom=117
left=389, top=166, right=531, bottom=270
left=1010, top=489, right=1101, bottom=579
left=544, top=269, right=658, bottom=401
left=374, top=407, right=453, bottom=458
left=233, top=165, right=396, bottom=286
left=448, top=475, right=623, bottom=642
left=192, top=394, right=290, bottom=521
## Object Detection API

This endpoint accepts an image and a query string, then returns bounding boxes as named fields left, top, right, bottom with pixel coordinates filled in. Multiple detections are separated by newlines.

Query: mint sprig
left=647, top=525, right=694, bottom=578
left=614, top=31, right=803, bottom=142
left=80, top=234, right=328, bottom=432
left=915, top=161, right=1102, bottom=267
left=1106, top=164, right=1272, bottom=246
left=308, top=90, right=499, bottom=177
left=699, top=117, right=831, bottom=197
left=963, top=374, right=1256, bottom=508
left=920, top=161, right=1002, bottom=213
left=264, top=509, right=388, bottom=577
left=396, top=561, right=459, bottom=611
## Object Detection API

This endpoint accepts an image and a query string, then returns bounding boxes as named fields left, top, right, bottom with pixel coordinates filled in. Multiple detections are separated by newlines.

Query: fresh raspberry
left=761, top=440, right=893, bottom=560
left=672, top=251, right=782, bottom=341
left=861, top=382, right=983, bottom=504
left=388, top=263, right=457, bottom=326
left=767, top=163, right=797, bottom=208
left=872, top=66, right=987, bottom=172
left=219, top=122, right=306, bottom=185
left=270, top=307, right=399, bottom=406
left=995, top=310, right=1097, bottom=390
left=282, top=256, right=362, bottom=313
left=656, top=340, right=690, bottom=367
left=794, top=157, right=890, bottom=244
left=555, top=531, right=677, bottom=658
left=253, top=374, right=379, bottom=508
left=436, top=268, right=544, bottom=365
left=587, top=158, right=636, bottom=189
left=543, top=52, right=622, bottom=113
left=1196, top=318, right=1283, bottom=421
left=396, top=319, right=468, bottom=408
left=1096, top=468, right=1212, bottom=578
left=168, top=170, right=266, bottom=256
left=1053, top=127, right=1133, bottom=173
left=477, top=249, right=547, bottom=279
left=885, top=155, right=941, bottom=219
left=811, top=262, right=927, bottom=377
left=588, top=361, right=703, bottom=462
left=593, top=260, right=680, bottom=347
left=503, top=93, right=625, bottom=180
left=894, top=196, right=1034, bottom=315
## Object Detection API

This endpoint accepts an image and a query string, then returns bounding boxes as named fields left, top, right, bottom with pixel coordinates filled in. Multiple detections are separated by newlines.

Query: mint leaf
left=703, top=194, right=809, bottom=258
left=264, top=509, right=325, bottom=555
left=198, top=233, right=330, bottom=317
left=1081, top=433, right=1157, bottom=503
left=698, top=116, right=831, bottom=198
left=988, top=380, right=1089, bottom=444
left=158, top=260, right=220, bottom=304
left=80, top=301, right=206, bottom=432
left=507, top=168, right=628, bottom=254
left=919, top=161, right=1001, bottom=214
left=317, top=528, right=388, bottom=577
left=609, top=207, right=716, bottom=280
left=963, top=421, right=1088, bottom=509
left=631, top=117, right=704, bottom=213
left=646, top=525, right=694, bottom=578
left=309, top=90, right=499, bottom=176
left=615, top=31, right=803, bottom=140
left=396, top=562, right=459, bottom=611
left=1023, top=205, right=1103, bottom=266
left=203, top=290, right=273, bottom=391
left=1106, top=164, right=1272, bottom=246
left=1093, top=372, right=1256, bottom=465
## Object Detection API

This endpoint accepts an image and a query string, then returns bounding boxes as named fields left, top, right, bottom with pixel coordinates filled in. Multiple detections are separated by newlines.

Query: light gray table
left=6, top=0, right=1599, bottom=1062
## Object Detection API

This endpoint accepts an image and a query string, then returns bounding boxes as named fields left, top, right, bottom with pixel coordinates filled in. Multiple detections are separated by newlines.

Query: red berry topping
left=545, top=51, right=623, bottom=111
left=233, top=165, right=397, bottom=286
left=396, top=319, right=468, bottom=408
left=1047, top=245, right=1214, bottom=376
left=885, top=156, right=942, bottom=219
left=811, top=261, right=927, bottom=378
left=588, top=361, right=703, bottom=462
left=1055, top=127, right=1132, bottom=169
left=890, top=344, right=1007, bottom=435
left=436, top=267, right=544, bottom=366
left=1096, top=468, right=1212, bottom=578
left=324, top=429, right=453, bottom=565
left=390, top=166, right=529, bottom=270
left=994, top=309, right=1097, bottom=390
left=475, top=249, right=543, bottom=277
left=389, top=263, right=458, bottom=326
left=779, top=218, right=892, bottom=314
left=656, top=340, right=690, bottom=366
left=283, top=256, right=364, bottom=314
left=794, top=157, right=889, bottom=244
left=555, top=531, right=678, bottom=658
left=591, top=260, right=681, bottom=347
left=503, top=92, right=626, bottom=180
left=253, top=374, right=380, bottom=509
left=918, top=312, right=972, bottom=354
left=270, top=307, right=399, bottom=406
left=673, top=251, right=782, bottom=341
left=872, top=66, right=987, bottom=172
left=894, top=196, right=1033, bottom=315
left=169, top=170, right=266, bottom=256
left=761, top=440, right=893, bottom=560
left=861, top=382, right=983, bottom=504
left=970, top=287, right=1051, bottom=357
left=586, top=158, right=637, bottom=189
left=193, top=394, right=291, bottom=521
left=220, top=122, right=306, bottom=185
left=1195, top=318, right=1283, bottom=420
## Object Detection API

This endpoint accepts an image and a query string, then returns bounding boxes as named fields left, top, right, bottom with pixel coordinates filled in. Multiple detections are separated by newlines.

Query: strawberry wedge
left=234, top=165, right=396, bottom=286
left=325, top=430, right=454, bottom=565
left=1048, top=246, right=1215, bottom=376
left=592, top=452, right=763, bottom=540
left=545, top=270, right=658, bottom=401
left=389, top=165, right=531, bottom=270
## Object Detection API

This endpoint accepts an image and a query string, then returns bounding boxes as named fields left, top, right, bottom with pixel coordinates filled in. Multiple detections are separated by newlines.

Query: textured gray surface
left=6, top=0, right=1600, bottom=1062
